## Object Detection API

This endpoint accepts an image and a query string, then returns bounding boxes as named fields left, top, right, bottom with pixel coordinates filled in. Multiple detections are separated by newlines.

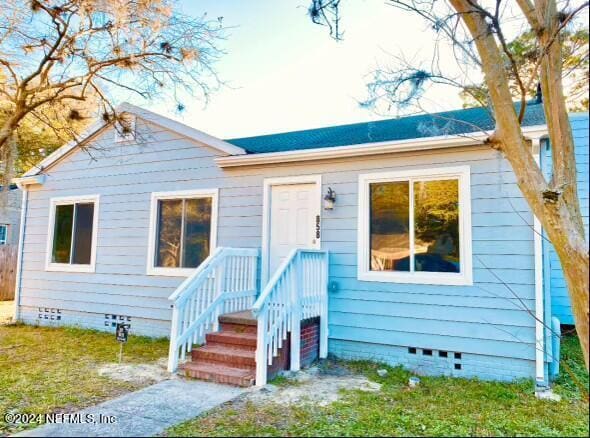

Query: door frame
left=261, top=174, right=322, bottom=286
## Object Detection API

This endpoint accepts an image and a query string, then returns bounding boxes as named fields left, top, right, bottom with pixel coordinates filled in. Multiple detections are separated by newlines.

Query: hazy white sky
left=129, top=1, right=477, bottom=138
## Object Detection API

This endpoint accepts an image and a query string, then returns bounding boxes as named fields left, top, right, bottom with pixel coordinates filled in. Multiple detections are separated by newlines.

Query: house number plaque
left=315, top=215, right=321, bottom=239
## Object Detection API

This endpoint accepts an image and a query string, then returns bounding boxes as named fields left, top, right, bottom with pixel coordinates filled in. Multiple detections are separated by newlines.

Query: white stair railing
left=167, top=247, right=259, bottom=372
left=252, top=249, right=328, bottom=386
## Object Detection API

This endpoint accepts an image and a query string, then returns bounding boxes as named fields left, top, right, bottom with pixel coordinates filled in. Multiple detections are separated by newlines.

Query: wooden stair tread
left=181, top=361, right=254, bottom=376
left=206, top=331, right=257, bottom=347
left=197, top=343, right=256, bottom=358
left=180, top=361, right=255, bottom=386
left=218, top=310, right=257, bottom=326
left=181, top=309, right=258, bottom=387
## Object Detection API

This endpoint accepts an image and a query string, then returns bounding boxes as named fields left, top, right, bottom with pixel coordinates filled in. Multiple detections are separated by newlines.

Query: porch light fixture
left=324, top=187, right=336, bottom=210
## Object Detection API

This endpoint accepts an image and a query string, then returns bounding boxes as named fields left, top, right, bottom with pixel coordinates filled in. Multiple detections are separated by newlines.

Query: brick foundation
left=300, top=317, right=320, bottom=367
left=267, top=317, right=321, bottom=379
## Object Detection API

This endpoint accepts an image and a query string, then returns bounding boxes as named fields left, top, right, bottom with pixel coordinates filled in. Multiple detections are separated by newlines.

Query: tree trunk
left=535, top=0, right=589, bottom=369
left=0, top=115, right=21, bottom=183
left=450, top=0, right=589, bottom=370
left=554, top=234, right=589, bottom=368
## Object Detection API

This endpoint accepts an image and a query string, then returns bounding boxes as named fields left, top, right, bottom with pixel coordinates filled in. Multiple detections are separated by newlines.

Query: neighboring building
left=0, top=183, right=22, bottom=246
left=11, top=102, right=588, bottom=387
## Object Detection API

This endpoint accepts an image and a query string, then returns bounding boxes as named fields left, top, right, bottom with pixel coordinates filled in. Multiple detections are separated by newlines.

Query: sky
left=135, top=1, right=475, bottom=139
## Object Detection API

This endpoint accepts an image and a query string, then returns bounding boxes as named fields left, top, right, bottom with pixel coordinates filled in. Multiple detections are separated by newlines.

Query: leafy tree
left=309, top=0, right=590, bottom=370
left=0, top=98, right=94, bottom=175
left=0, top=0, right=223, bottom=184
left=460, top=29, right=589, bottom=111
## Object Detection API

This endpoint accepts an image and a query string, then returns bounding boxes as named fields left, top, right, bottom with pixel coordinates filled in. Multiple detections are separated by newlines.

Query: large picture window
left=359, top=166, right=472, bottom=285
left=46, top=195, right=99, bottom=272
left=147, top=189, right=218, bottom=276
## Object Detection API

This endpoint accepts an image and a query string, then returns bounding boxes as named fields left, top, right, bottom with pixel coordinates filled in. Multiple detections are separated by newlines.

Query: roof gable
left=22, top=102, right=245, bottom=177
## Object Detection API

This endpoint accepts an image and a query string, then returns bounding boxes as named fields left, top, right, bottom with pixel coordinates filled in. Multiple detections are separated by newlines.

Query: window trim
left=46, top=195, right=100, bottom=273
left=358, top=165, right=472, bottom=286
left=147, top=188, right=218, bottom=277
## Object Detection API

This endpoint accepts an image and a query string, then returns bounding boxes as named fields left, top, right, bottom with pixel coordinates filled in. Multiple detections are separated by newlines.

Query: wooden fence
left=0, top=245, right=17, bottom=301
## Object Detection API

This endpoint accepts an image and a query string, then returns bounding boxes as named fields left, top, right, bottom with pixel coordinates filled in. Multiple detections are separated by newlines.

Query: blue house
left=11, top=102, right=588, bottom=387
left=541, top=113, right=589, bottom=326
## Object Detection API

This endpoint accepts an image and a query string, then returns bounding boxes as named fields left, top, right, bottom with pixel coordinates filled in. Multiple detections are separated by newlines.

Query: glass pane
left=52, top=204, right=74, bottom=263
left=0, top=225, right=6, bottom=244
left=414, top=179, right=460, bottom=273
left=72, top=203, right=94, bottom=264
left=156, top=199, right=183, bottom=268
left=182, top=198, right=212, bottom=268
left=369, top=182, right=410, bottom=271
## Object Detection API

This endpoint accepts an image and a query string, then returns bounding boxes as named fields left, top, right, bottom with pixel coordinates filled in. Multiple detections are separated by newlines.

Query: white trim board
left=357, top=165, right=473, bottom=286
left=146, top=188, right=219, bottom=277
left=261, top=174, right=322, bottom=286
left=216, top=125, right=549, bottom=167
left=13, top=188, right=28, bottom=321
left=45, top=194, right=100, bottom=273
left=22, top=102, right=245, bottom=178
left=532, top=146, right=546, bottom=384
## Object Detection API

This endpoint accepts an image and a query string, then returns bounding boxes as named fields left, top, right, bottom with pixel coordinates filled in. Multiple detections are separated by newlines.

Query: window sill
left=146, top=267, right=197, bottom=277
left=358, top=271, right=473, bottom=286
left=46, top=263, right=95, bottom=273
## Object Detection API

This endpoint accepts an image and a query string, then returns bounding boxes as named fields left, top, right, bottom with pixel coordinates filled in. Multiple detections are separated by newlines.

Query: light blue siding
left=18, top=116, right=541, bottom=380
left=542, top=114, right=589, bottom=325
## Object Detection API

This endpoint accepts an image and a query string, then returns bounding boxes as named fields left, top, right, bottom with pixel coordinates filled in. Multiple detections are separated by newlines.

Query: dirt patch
left=97, top=358, right=171, bottom=385
left=0, top=301, right=14, bottom=325
left=246, top=362, right=381, bottom=407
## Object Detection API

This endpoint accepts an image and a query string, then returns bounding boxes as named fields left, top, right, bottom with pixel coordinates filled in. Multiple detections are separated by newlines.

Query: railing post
left=290, top=252, right=301, bottom=372
left=319, top=252, right=329, bottom=359
left=255, top=310, right=268, bottom=386
left=250, top=251, right=258, bottom=297
left=167, top=304, right=180, bottom=372
left=214, top=260, right=226, bottom=332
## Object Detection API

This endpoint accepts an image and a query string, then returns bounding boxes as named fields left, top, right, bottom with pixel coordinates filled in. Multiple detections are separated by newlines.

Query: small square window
left=0, top=224, right=7, bottom=245
left=423, top=349, right=433, bottom=356
left=454, top=352, right=462, bottom=360
left=454, top=363, right=462, bottom=370
left=114, top=114, right=136, bottom=142
left=439, top=351, right=448, bottom=358
left=408, top=347, right=417, bottom=354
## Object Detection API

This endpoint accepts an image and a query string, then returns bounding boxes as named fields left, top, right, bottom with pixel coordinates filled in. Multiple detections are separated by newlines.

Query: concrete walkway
left=17, top=379, right=245, bottom=437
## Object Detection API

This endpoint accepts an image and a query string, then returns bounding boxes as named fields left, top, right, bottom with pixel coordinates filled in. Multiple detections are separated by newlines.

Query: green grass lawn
left=0, top=323, right=169, bottom=435
left=167, top=335, right=589, bottom=437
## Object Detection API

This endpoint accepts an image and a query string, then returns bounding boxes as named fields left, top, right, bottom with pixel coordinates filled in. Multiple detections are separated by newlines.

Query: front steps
left=179, top=310, right=258, bottom=387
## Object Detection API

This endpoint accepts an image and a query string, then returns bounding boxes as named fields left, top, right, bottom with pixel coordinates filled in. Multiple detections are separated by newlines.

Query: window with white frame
left=46, top=195, right=99, bottom=272
left=358, top=166, right=472, bottom=285
left=0, top=224, right=7, bottom=245
left=147, top=189, right=218, bottom=276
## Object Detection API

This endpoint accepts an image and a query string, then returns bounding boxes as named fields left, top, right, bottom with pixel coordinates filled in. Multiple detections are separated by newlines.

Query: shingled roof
left=226, top=102, right=546, bottom=154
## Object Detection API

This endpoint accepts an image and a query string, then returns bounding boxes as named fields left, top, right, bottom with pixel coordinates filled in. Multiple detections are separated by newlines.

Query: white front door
left=268, top=183, right=320, bottom=276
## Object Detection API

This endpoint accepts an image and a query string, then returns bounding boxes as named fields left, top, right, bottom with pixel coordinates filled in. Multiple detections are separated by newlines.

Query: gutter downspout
left=532, top=138, right=546, bottom=386
left=13, top=185, right=29, bottom=321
